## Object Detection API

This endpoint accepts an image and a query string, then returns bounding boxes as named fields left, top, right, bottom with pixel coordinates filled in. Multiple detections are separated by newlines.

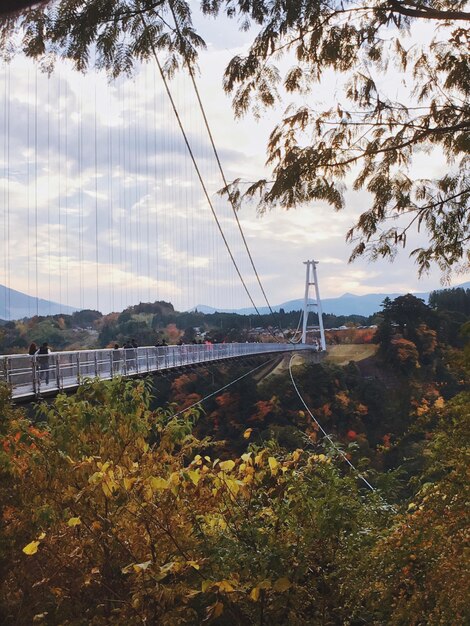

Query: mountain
left=0, top=284, right=78, bottom=320
left=193, top=282, right=470, bottom=318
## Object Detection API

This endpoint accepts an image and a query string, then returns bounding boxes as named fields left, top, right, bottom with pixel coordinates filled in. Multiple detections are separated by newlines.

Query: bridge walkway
left=1, top=343, right=319, bottom=402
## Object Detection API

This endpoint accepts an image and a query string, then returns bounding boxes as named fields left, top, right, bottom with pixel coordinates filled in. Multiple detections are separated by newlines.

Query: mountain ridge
left=0, top=284, right=78, bottom=320
left=2, top=281, right=469, bottom=320
left=194, top=281, right=470, bottom=317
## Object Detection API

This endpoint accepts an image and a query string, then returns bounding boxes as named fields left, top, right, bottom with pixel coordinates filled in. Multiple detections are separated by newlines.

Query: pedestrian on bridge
left=112, top=343, right=121, bottom=374
left=36, top=342, right=51, bottom=385
left=28, top=342, right=37, bottom=356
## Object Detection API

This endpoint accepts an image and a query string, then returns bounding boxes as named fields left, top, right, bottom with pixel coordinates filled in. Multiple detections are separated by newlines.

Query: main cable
left=141, top=16, right=262, bottom=316
left=168, top=3, right=278, bottom=324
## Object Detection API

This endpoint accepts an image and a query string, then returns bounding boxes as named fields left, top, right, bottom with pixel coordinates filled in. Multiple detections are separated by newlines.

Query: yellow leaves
left=123, top=477, right=136, bottom=491
left=101, top=476, right=118, bottom=498
left=89, top=464, right=119, bottom=498
left=122, top=561, right=152, bottom=574
left=258, top=579, right=272, bottom=590
left=133, top=561, right=152, bottom=572
left=22, top=540, right=40, bottom=555
left=250, top=580, right=271, bottom=601
left=243, top=428, right=253, bottom=439
left=241, top=452, right=252, bottom=463
left=67, top=516, right=81, bottom=527
left=219, top=460, right=236, bottom=472
left=224, top=477, right=241, bottom=497
left=150, top=476, right=169, bottom=491
left=204, top=514, right=227, bottom=532
left=249, top=578, right=290, bottom=601
left=88, top=471, right=103, bottom=485
left=268, top=456, right=279, bottom=475
left=215, top=580, right=235, bottom=592
left=135, top=437, right=149, bottom=453
left=308, top=453, right=330, bottom=465
left=187, top=560, right=200, bottom=570
left=187, top=469, right=201, bottom=486
left=202, top=580, right=235, bottom=594
left=292, top=449, right=302, bottom=462
left=23, top=529, right=47, bottom=555
left=250, top=586, right=260, bottom=601
left=273, top=577, right=291, bottom=592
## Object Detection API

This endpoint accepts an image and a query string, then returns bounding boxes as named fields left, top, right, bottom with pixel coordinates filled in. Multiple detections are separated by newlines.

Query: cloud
left=0, top=31, right=468, bottom=318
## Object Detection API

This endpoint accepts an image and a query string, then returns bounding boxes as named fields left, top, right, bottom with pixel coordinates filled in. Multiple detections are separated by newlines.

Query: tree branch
left=388, top=0, right=470, bottom=21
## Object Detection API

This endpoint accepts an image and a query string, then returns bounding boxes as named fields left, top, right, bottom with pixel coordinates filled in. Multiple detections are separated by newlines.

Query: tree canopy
left=0, top=0, right=469, bottom=275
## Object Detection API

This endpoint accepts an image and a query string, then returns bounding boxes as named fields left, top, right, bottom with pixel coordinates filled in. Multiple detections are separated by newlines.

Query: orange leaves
left=250, top=396, right=280, bottom=423
left=335, top=391, right=350, bottom=409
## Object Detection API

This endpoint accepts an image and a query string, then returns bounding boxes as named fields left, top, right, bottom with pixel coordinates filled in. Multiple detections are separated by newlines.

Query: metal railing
left=0, top=343, right=318, bottom=401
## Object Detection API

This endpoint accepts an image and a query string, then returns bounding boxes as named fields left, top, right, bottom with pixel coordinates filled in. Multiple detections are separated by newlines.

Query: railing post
left=110, top=351, right=114, bottom=378
left=94, top=352, right=98, bottom=378
left=146, top=349, right=150, bottom=372
left=76, top=352, right=81, bottom=384
left=31, top=355, right=37, bottom=397
left=55, top=354, right=61, bottom=389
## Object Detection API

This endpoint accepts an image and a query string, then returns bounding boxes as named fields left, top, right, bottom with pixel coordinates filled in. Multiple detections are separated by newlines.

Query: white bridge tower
left=301, top=260, right=326, bottom=350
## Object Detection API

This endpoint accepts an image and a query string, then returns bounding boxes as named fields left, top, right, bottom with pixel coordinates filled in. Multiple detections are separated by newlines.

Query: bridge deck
left=1, top=343, right=318, bottom=402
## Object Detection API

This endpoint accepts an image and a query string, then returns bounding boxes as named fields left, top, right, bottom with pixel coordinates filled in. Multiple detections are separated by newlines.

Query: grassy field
left=324, top=344, right=378, bottom=365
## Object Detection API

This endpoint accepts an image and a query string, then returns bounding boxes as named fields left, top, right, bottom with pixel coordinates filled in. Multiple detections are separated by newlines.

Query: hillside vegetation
left=1, top=291, right=469, bottom=624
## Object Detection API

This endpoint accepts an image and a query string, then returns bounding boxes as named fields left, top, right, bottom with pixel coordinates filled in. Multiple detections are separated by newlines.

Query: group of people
left=26, top=337, right=222, bottom=385
left=28, top=341, right=52, bottom=384
left=112, top=339, right=139, bottom=373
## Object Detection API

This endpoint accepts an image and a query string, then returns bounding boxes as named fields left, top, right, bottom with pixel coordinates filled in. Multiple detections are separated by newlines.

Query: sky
left=0, top=5, right=468, bottom=315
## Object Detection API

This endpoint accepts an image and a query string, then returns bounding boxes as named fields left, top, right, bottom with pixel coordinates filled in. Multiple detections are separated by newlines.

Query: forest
left=1, top=291, right=469, bottom=624
left=0, top=298, right=380, bottom=353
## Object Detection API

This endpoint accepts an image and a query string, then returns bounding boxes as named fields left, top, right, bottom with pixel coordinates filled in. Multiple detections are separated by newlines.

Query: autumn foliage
left=1, top=375, right=469, bottom=624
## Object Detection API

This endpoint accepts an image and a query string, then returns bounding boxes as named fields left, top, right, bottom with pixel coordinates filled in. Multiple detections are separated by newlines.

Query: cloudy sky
left=0, top=7, right=468, bottom=315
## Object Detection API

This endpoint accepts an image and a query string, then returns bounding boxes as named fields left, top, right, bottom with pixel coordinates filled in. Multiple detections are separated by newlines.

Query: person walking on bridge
left=37, top=342, right=51, bottom=385
left=28, top=342, right=37, bottom=356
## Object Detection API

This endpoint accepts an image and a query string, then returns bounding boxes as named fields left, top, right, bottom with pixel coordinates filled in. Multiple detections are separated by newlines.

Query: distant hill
left=0, top=284, right=78, bottom=320
left=194, top=281, right=470, bottom=318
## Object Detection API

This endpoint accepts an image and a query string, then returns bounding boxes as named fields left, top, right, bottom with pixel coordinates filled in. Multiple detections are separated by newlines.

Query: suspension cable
left=167, top=3, right=278, bottom=323
left=288, top=355, right=376, bottom=491
left=169, top=356, right=277, bottom=420
left=140, top=15, right=262, bottom=316
left=289, top=310, right=304, bottom=344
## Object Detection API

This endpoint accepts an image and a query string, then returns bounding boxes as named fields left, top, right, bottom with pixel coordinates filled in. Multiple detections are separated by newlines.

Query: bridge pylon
left=301, top=260, right=326, bottom=350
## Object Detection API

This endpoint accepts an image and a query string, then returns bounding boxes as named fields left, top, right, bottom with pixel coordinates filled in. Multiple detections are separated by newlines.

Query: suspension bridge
left=0, top=49, right=326, bottom=403
left=2, top=342, right=322, bottom=401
